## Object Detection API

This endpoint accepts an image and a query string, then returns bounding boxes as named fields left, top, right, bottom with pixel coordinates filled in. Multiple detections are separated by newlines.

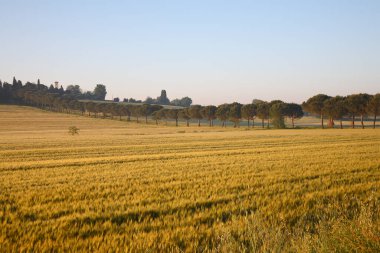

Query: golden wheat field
left=0, top=105, right=380, bottom=252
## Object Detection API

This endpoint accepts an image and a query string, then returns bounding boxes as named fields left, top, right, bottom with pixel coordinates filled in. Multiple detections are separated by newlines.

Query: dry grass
left=0, top=105, right=379, bottom=252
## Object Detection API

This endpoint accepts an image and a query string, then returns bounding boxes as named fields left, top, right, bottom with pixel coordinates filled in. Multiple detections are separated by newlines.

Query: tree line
left=118, top=90, right=193, bottom=107
left=303, top=93, right=380, bottom=129
left=0, top=77, right=379, bottom=128
left=0, top=78, right=192, bottom=107
left=0, top=77, right=107, bottom=101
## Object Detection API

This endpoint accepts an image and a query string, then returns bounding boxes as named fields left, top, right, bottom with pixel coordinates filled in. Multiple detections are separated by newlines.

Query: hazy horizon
left=1, top=0, right=379, bottom=105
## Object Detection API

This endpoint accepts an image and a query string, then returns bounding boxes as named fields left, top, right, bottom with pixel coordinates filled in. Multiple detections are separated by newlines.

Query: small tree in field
left=68, top=126, right=79, bottom=135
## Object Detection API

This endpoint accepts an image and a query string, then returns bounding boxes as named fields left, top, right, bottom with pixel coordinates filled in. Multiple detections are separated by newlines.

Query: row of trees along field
left=0, top=77, right=192, bottom=106
left=303, top=93, right=380, bottom=129
left=0, top=78, right=379, bottom=128
left=0, top=77, right=108, bottom=101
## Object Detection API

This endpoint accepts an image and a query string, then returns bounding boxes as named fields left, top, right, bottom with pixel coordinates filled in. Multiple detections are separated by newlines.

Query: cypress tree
left=12, top=77, right=17, bottom=86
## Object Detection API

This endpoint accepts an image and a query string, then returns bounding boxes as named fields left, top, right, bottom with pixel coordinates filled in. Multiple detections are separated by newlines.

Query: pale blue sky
left=0, top=0, right=379, bottom=104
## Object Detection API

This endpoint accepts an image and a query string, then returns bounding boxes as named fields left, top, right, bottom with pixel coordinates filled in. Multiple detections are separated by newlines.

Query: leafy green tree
left=171, top=99, right=181, bottom=106
left=161, top=109, right=172, bottom=125
left=188, top=105, right=203, bottom=126
left=144, top=96, right=155, bottom=104
left=171, top=97, right=193, bottom=107
left=24, top=81, right=37, bottom=90
left=47, top=94, right=58, bottom=111
left=302, top=94, right=331, bottom=129
left=93, top=84, right=107, bottom=100
left=150, top=105, right=164, bottom=123
left=139, top=104, right=152, bottom=123
left=130, top=105, right=142, bottom=123
left=241, top=103, right=257, bottom=128
left=346, top=93, right=372, bottom=129
left=116, top=105, right=127, bottom=120
left=68, top=100, right=78, bottom=114
left=139, top=104, right=163, bottom=123
left=107, top=103, right=120, bottom=119
left=52, top=97, right=63, bottom=112
left=85, top=102, right=96, bottom=116
left=256, top=101, right=270, bottom=128
left=228, top=102, right=242, bottom=128
left=216, top=104, right=229, bottom=127
left=62, top=97, right=71, bottom=113
left=283, top=103, right=304, bottom=128
left=82, top=91, right=93, bottom=99
left=322, top=99, right=335, bottom=128
left=368, top=93, right=380, bottom=128
left=201, top=105, right=217, bottom=126
left=334, top=97, right=348, bottom=129
left=323, top=96, right=347, bottom=129
left=61, top=97, right=72, bottom=113
left=95, top=103, right=107, bottom=118
left=165, top=109, right=180, bottom=126
left=103, top=103, right=113, bottom=118
left=124, top=105, right=134, bottom=121
left=178, top=109, right=191, bottom=126
left=180, top=97, right=192, bottom=107
left=65, top=85, right=82, bottom=98
left=152, top=109, right=165, bottom=125
left=269, top=101, right=286, bottom=129
left=77, top=101, right=86, bottom=115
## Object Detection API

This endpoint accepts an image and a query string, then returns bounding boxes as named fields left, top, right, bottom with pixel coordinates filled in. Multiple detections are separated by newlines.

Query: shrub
left=68, top=126, right=79, bottom=135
